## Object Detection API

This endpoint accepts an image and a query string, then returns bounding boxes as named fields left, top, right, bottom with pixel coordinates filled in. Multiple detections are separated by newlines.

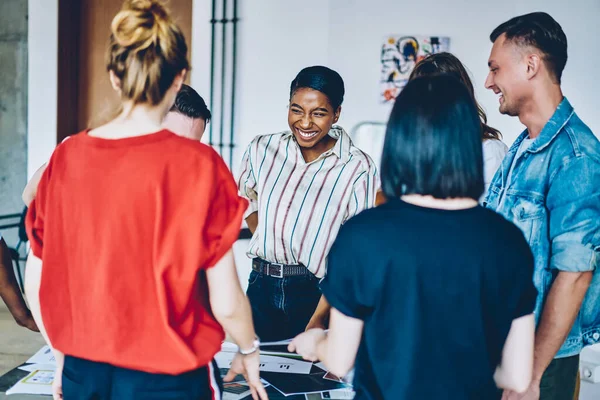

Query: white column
left=27, top=0, right=59, bottom=179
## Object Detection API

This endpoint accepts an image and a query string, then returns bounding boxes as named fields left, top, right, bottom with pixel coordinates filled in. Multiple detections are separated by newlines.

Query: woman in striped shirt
left=238, top=66, right=379, bottom=341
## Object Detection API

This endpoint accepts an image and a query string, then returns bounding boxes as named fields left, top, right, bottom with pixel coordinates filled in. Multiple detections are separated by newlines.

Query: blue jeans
left=61, top=355, right=222, bottom=399
left=246, top=270, right=321, bottom=341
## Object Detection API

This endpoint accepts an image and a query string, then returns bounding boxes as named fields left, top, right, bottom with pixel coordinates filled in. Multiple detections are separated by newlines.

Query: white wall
left=27, top=1, right=600, bottom=181
left=221, top=0, right=600, bottom=158
left=232, top=0, right=331, bottom=173
left=27, top=0, right=58, bottom=179
left=202, top=0, right=600, bottom=288
left=327, top=0, right=600, bottom=148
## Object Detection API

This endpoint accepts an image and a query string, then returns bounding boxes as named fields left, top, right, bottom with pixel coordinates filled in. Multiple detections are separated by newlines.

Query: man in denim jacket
left=484, top=12, right=600, bottom=400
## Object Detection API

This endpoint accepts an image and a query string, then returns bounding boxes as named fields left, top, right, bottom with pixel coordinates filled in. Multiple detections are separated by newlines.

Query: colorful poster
left=380, top=35, right=451, bottom=103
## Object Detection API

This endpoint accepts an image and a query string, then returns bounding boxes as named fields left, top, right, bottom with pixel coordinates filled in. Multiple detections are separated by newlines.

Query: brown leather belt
left=251, top=258, right=310, bottom=278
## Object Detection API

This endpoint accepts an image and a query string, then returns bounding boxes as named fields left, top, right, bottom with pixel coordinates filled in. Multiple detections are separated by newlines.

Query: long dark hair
left=409, top=52, right=502, bottom=141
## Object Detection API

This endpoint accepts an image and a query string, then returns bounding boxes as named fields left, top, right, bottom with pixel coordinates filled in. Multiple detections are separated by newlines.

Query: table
left=3, top=361, right=599, bottom=399
left=0, top=363, right=328, bottom=399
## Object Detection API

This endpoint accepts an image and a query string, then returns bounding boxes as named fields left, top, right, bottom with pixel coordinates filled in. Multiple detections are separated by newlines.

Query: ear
left=172, top=69, right=187, bottom=92
left=333, top=106, right=342, bottom=123
left=108, top=70, right=122, bottom=92
left=525, top=53, right=541, bottom=80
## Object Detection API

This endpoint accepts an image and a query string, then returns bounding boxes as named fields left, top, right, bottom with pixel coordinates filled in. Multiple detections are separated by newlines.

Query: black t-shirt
left=321, top=199, right=537, bottom=400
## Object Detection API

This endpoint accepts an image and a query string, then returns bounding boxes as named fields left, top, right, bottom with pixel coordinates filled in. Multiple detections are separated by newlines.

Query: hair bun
left=123, top=0, right=166, bottom=15
left=111, top=0, right=170, bottom=52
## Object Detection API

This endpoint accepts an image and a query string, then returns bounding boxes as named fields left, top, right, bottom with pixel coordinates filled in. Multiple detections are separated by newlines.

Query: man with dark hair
left=163, top=83, right=212, bottom=141
left=484, top=12, right=600, bottom=400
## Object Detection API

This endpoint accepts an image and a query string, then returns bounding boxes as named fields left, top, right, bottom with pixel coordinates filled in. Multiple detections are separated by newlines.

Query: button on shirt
left=237, top=126, right=379, bottom=278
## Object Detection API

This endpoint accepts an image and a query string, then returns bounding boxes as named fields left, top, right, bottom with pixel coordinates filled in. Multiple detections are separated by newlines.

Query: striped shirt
left=238, top=126, right=379, bottom=278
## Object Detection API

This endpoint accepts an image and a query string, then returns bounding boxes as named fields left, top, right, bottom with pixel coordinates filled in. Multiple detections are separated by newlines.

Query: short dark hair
left=490, top=12, right=567, bottom=84
left=290, top=66, right=345, bottom=110
left=381, top=75, right=484, bottom=200
left=170, top=84, right=211, bottom=122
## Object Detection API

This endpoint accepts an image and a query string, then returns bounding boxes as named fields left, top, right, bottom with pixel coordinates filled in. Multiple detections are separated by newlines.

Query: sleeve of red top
left=203, top=153, right=249, bottom=268
left=25, top=161, right=52, bottom=258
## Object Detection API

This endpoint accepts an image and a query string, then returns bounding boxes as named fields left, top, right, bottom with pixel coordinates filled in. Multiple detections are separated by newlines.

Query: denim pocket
left=61, top=369, right=85, bottom=399
left=248, top=270, right=261, bottom=286
left=510, top=196, right=545, bottom=243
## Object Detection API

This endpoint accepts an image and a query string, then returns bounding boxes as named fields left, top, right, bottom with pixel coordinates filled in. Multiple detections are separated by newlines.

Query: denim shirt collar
left=513, top=97, right=575, bottom=154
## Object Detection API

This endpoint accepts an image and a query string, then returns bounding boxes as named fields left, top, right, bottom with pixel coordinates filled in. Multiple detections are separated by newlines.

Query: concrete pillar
left=0, top=0, right=28, bottom=220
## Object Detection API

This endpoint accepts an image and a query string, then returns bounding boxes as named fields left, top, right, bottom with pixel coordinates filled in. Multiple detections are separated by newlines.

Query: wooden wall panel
left=57, top=0, right=192, bottom=140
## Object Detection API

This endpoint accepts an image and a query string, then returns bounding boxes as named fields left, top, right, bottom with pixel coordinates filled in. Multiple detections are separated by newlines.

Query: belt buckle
left=269, top=263, right=284, bottom=278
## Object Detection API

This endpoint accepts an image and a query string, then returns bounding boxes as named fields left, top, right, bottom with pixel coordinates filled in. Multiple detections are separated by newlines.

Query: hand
left=501, top=380, right=540, bottom=400
left=52, top=362, right=63, bottom=399
left=288, top=328, right=326, bottom=362
left=13, top=311, right=40, bottom=332
left=305, top=314, right=327, bottom=331
left=223, top=352, right=268, bottom=400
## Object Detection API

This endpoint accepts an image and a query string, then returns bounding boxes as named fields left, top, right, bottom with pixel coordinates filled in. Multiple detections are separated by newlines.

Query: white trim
left=207, top=360, right=222, bottom=400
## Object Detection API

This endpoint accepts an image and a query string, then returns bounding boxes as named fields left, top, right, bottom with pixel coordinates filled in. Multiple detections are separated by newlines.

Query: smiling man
left=483, top=12, right=600, bottom=400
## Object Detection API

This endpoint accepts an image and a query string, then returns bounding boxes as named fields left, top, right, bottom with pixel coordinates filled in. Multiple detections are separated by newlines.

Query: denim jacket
left=484, top=98, right=600, bottom=358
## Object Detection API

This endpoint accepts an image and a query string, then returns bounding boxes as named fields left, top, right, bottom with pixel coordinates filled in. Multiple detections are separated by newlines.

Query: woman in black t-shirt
left=288, top=75, right=537, bottom=400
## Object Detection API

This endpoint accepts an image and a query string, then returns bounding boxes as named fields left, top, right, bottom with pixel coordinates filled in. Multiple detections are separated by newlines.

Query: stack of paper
left=7, top=346, right=58, bottom=396
left=6, top=369, right=55, bottom=396
left=215, top=351, right=313, bottom=374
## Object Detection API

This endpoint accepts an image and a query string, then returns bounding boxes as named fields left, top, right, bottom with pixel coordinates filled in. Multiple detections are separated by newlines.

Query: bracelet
left=239, top=337, right=260, bottom=356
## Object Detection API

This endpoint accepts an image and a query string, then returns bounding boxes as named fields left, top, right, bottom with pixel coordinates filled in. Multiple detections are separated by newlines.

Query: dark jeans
left=62, top=355, right=222, bottom=399
left=540, top=355, right=580, bottom=400
left=246, top=269, right=322, bottom=341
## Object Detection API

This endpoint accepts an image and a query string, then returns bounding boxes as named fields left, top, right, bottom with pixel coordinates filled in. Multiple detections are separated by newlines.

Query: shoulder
left=477, top=207, right=533, bottom=256
left=161, top=132, right=222, bottom=160
left=561, top=113, right=600, bottom=163
left=348, top=145, right=378, bottom=175
left=250, top=131, right=290, bottom=148
left=483, top=138, right=508, bottom=156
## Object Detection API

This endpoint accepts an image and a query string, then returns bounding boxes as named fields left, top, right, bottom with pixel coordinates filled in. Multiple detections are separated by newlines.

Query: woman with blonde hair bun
left=24, top=1, right=267, bottom=399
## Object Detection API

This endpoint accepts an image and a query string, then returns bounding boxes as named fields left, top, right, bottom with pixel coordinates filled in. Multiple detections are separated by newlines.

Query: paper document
left=215, top=351, right=312, bottom=374
left=261, top=370, right=350, bottom=396
left=223, top=381, right=252, bottom=400
left=18, top=363, right=57, bottom=373
left=315, top=362, right=327, bottom=371
left=26, top=345, right=56, bottom=365
left=261, top=338, right=293, bottom=346
left=321, top=388, right=355, bottom=399
left=6, top=369, right=55, bottom=396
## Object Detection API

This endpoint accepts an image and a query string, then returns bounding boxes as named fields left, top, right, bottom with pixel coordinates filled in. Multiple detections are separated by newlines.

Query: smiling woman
left=237, top=66, right=380, bottom=341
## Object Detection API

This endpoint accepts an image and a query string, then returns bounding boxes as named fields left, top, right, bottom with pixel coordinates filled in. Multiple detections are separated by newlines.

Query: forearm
left=24, top=254, right=64, bottom=364
left=311, top=296, right=331, bottom=320
left=245, top=212, right=258, bottom=235
left=532, top=271, right=592, bottom=381
left=0, top=242, right=31, bottom=321
left=215, top=294, right=257, bottom=350
left=315, top=331, right=354, bottom=378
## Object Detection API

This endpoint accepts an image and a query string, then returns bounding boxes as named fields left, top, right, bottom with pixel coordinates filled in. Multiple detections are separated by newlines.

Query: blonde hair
left=106, top=0, right=189, bottom=105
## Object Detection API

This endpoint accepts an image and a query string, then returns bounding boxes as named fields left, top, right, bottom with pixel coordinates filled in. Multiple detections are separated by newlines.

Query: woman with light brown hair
left=24, top=1, right=267, bottom=399
left=409, top=52, right=508, bottom=195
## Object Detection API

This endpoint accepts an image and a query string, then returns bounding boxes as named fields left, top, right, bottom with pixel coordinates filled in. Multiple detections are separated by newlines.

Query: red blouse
left=26, top=130, right=247, bottom=374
